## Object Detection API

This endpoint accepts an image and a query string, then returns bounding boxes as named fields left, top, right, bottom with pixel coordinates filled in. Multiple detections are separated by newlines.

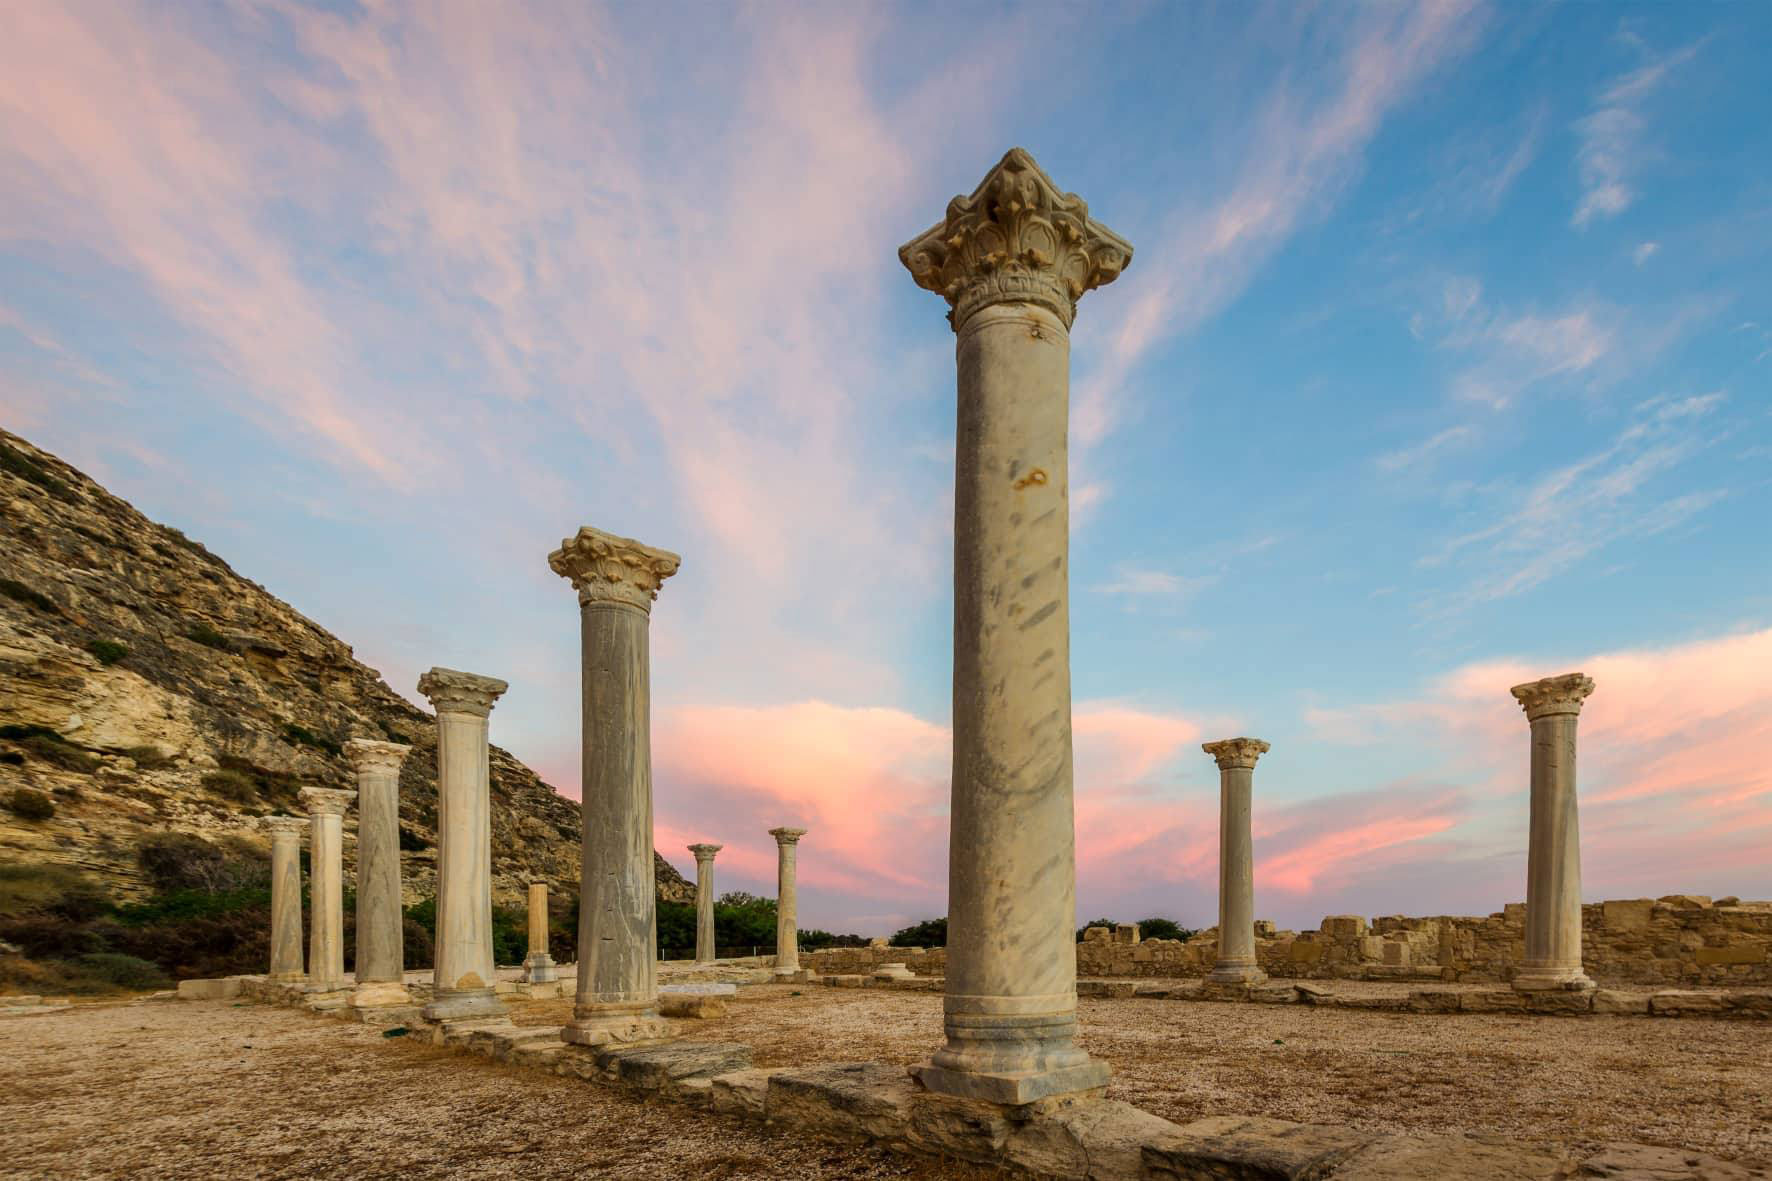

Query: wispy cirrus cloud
left=1571, top=37, right=1700, bottom=228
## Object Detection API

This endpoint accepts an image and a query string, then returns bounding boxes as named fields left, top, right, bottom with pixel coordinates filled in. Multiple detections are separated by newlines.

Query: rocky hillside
left=0, top=429, right=691, bottom=907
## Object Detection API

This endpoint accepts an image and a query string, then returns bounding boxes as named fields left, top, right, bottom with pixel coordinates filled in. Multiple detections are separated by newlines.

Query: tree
left=1134, top=917, right=1195, bottom=943
left=1075, top=917, right=1119, bottom=942
left=889, top=916, right=947, bottom=948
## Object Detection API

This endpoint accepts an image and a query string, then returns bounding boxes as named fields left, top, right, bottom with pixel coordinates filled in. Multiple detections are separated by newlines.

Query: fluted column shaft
left=1512, top=673, right=1597, bottom=992
left=690, top=844, right=721, bottom=963
left=900, top=148, right=1131, bottom=1105
left=265, top=817, right=307, bottom=982
left=417, top=668, right=508, bottom=1021
left=771, top=828, right=807, bottom=978
left=345, top=739, right=412, bottom=1006
left=550, top=525, right=680, bottom=1047
left=300, top=787, right=355, bottom=993
left=523, top=881, right=557, bottom=983
left=1202, top=739, right=1269, bottom=986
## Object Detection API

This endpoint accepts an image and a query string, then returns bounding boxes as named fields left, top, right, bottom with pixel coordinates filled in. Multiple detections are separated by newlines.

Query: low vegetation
left=890, top=916, right=948, bottom=948
left=8, top=787, right=57, bottom=821
left=184, top=623, right=234, bottom=652
left=0, top=439, right=72, bottom=498
left=86, top=638, right=129, bottom=665
left=0, top=577, right=57, bottom=612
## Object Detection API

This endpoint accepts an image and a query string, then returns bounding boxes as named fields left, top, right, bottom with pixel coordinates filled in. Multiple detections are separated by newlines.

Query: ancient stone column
left=1511, top=673, right=1597, bottom=993
left=416, top=667, right=509, bottom=1020
left=264, top=816, right=308, bottom=983
left=899, top=148, right=1131, bottom=1104
left=1201, top=738, right=1270, bottom=987
left=523, top=880, right=557, bottom=984
left=343, top=739, right=412, bottom=1008
left=689, top=844, right=722, bottom=963
left=770, top=827, right=808, bottom=979
left=299, top=786, right=356, bottom=993
left=549, top=526, right=680, bottom=1046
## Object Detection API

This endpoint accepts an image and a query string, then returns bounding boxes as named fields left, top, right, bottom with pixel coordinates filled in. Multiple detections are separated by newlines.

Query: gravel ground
left=523, top=983, right=1772, bottom=1166
left=0, top=1000, right=998, bottom=1181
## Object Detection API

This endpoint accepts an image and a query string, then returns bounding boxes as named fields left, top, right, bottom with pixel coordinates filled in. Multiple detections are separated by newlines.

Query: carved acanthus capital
left=417, top=667, right=508, bottom=717
left=1202, top=737, right=1270, bottom=772
left=899, top=147, right=1133, bottom=331
left=549, top=525, right=681, bottom=613
left=343, top=738, right=411, bottom=777
left=769, top=827, right=808, bottom=846
left=263, top=815, right=309, bottom=839
left=299, top=786, right=357, bottom=817
left=688, top=843, right=723, bottom=863
left=1510, top=673, right=1595, bottom=722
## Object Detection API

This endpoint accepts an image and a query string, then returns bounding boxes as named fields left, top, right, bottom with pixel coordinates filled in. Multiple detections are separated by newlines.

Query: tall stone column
left=1511, top=673, right=1597, bottom=993
left=770, top=827, right=808, bottom=979
left=416, top=667, right=509, bottom=1020
left=549, top=526, right=680, bottom=1046
left=1201, top=738, right=1270, bottom=987
left=264, top=816, right=308, bottom=983
left=300, top=787, right=356, bottom=993
left=689, top=844, right=722, bottom=963
left=900, top=147, right=1131, bottom=1105
left=523, top=880, right=557, bottom=984
left=344, top=739, right=412, bottom=1008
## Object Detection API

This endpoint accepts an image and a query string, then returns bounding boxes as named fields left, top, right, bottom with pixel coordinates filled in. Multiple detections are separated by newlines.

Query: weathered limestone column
left=523, top=880, right=557, bottom=984
left=299, top=787, right=356, bottom=993
left=1511, top=673, right=1597, bottom=993
left=344, top=739, right=412, bottom=1007
left=549, top=526, right=680, bottom=1046
left=689, top=844, right=722, bottom=963
left=1201, top=738, right=1270, bottom=987
left=416, top=667, right=509, bottom=1020
left=770, top=827, right=808, bottom=979
left=264, top=816, right=308, bottom=983
left=900, top=147, right=1131, bottom=1104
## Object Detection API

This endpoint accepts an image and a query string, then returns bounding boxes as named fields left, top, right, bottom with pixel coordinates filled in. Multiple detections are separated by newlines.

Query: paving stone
left=600, top=1042, right=751, bottom=1091
left=766, top=1063, right=916, bottom=1144
left=710, top=1068, right=780, bottom=1119
left=1144, top=1115, right=1372, bottom=1179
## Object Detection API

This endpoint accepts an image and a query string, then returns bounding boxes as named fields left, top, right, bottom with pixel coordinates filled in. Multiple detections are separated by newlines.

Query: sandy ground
left=524, top=983, right=1772, bottom=1166
left=0, top=999, right=997, bottom=1181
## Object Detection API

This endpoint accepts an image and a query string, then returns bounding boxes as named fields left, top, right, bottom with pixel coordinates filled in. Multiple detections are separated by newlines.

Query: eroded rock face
left=0, top=429, right=692, bottom=907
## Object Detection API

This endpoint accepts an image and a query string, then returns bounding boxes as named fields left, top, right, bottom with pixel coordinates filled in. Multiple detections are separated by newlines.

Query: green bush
left=0, top=861, right=101, bottom=917
left=403, top=916, right=435, bottom=970
left=890, top=916, right=948, bottom=948
left=0, top=440, right=71, bottom=498
left=798, top=928, right=868, bottom=950
left=185, top=624, right=233, bottom=651
left=74, top=952, right=172, bottom=991
left=136, top=832, right=266, bottom=894
left=397, top=825, right=430, bottom=851
left=1133, top=917, right=1195, bottom=943
left=209, top=755, right=300, bottom=804
left=127, top=745, right=173, bottom=769
left=86, top=639, right=129, bottom=665
left=20, top=734, right=97, bottom=773
left=8, top=787, right=56, bottom=821
left=0, top=578, right=56, bottom=612
left=200, top=769, right=259, bottom=804
left=281, top=723, right=341, bottom=756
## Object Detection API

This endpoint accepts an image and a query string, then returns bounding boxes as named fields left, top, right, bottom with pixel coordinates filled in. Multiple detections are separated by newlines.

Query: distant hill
left=0, top=428, right=691, bottom=907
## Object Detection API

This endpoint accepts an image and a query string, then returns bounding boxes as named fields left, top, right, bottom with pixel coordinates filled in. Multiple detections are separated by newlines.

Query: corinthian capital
left=262, top=815, right=309, bottom=839
left=549, top=525, right=681, bottom=613
left=1510, top=673, right=1595, bottom=722
left=899, top=147, right=1133, bottom=331
left=769, top=826, right=808, bottom=846
left=1202, top=737, right=1270, bottom=771
left=417, top=667, right=508, bottom=717
left=300, top=786, right=357, bottom=816
left=343, top=738, right=411, bottom=777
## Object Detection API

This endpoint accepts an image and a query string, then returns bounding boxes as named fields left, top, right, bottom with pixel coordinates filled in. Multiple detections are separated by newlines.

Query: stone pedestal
left=690, top=844, right=722, bottom=964
left=549, top=525, right=681, bottom=1046
left=1511, top=673, right=1597, bottom=993
left=1201, top=738, right=1269, bottom=986
left=299, top=787, right=356, bottom=993
left=770, top=827, right=808, bottom=979
left=523, top=880, right=558, bottom=984
left=263, top=816, right=308, bottom=983
left=416, top=667, right=509, bottom=1021
left=344, top=739, right=413, bottom=1008
left=899, top=148, right=1131, bottom=1105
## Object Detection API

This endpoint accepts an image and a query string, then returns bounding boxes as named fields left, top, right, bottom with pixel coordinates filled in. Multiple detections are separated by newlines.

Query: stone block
left=873, top=963, right=915, bottom=981
left=1578, top=1143, right=1763, bottom=1179
left=825, top=974, right=868, bottom=988
left=1725, top=990, right=1772, bottom=1015
left=658, top=993, right=728, bottom=1019
left=176, top=977, right=245, bottom=1000
left=1695, top=944, right=1766, bottom=966
left=1601, top=899, right=1656, bottom=932
left=1295, top=982, right=1335, bottom=1004
left=1382, top=942, right=1412, bottom=967
left=1082, top=926, right=1111, bottom=943
left=1113, top=923, right=1141, bottom=945
left=1248, top=984, right=1298, bottom=1005
left=1359, top=936, right=1385, bottom=961
left=1408, top=990, right=1463, bottom=1013
left=1523, top=991, right=1593, bottom=1016
left=602, top=1042, right=751, bottom=1090
left=676, top=1077, right=713, bottom=1110
left=1658, top=894, right=1713, bottom=909
left=710, top=1068, right=779, bottom=1118
left=1289, top=939, right=1325, bottom=964
left=1002, top=1098, right=1186, bottom=1180
left=1592, top=990, right=1650, bottom=1016
left=1650, top=990, right=1725, bottom=1016
left=510, top=1041, right=568, bottom=1071
left=767, top=1063, right=916, bottom=1144
left=1460, top=990, right=1527, bottom=1013
left=1076, top=979, right=1135, bottom=999
left=1334, top=1132, right=1575, bottom=1179
left=1322, top=915, right=1368, bottom=941
left=1144, top=1115, right=1372, bottom=1179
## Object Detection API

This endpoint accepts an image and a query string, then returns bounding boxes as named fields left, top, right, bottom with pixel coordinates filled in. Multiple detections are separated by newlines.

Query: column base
left=304, top=979, right=350, bottom=994
left=351, top=980, right=414, bottom=1008
left=911, top=1060, right=1111, bottom=1106
left=423, top=988, right=507, bottom=1021
left=1206, top=962, right=1267, bottom=986
left=268, top=972, right=305, bottom=985
left=560, top=1010, right=674, bottom=1047
left=522, top=954, right=558, bottom=984
left=1511, top=968, right=1596, bottom=993
left=773, top=967, right=814, bottom=983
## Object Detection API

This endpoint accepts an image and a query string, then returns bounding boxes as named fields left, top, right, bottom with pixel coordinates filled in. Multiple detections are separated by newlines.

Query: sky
left=3, top=1, right=1769, bottom=937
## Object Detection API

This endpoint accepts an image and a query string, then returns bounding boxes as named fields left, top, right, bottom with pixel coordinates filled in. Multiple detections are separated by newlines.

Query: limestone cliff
left=0, top=429, right=691, bottom=907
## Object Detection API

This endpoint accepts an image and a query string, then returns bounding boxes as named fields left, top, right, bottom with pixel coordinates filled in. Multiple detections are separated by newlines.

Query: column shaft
left=267, top=820, right=306, bottom=982
left=771, top=828, right=807, bottom=978
left=524, top=881, right=557, bottom=983
left=1516, top=702, right=1594, bottom=990
left=691, top=846, right=721, bottom=963
left=302, top=792, right=352, bottom=993
left=1201, top=740, right=1268, bottom=987
left=348, top=741, right=411, bottom=1006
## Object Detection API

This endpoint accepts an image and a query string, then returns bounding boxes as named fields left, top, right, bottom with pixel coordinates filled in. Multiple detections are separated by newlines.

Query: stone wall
left=809, top=896, right=1772, bottom=987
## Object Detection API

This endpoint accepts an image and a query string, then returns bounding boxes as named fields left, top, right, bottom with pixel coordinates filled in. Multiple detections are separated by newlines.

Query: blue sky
left=3, top=1, right=1769, bottom=935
